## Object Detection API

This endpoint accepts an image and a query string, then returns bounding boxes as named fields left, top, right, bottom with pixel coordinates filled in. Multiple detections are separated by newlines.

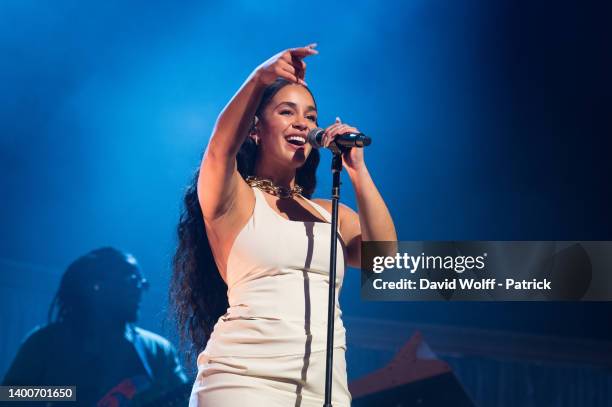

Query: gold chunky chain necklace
left=245, top=176, right=303, bottom=198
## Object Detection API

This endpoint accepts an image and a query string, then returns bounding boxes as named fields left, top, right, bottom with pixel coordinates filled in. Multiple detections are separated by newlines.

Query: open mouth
left=285, top=135, right=307, bottom=147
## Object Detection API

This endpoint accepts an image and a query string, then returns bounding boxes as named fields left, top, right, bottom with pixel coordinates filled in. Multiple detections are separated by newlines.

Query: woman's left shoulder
left=311, top=198, right=357, bottom=217
left=311, top=197, right=331, bottom=211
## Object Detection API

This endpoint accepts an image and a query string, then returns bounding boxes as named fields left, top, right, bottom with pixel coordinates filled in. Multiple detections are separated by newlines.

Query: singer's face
left=258, top=84, right=318, bottom=168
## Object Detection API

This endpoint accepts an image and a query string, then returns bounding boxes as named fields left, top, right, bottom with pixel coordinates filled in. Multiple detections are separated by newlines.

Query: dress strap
left=302, top=197, right=332, bottom=223
left=250, top=186, right=266, bottom=218
left=250, top=186, right=282, bottom=226
left=251, top=185, right=264, bottom=200
left=303, top=197, right=346, bottom=241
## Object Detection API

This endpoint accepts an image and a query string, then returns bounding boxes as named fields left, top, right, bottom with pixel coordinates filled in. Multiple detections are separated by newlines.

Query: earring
left=251, top=116, right=260, bottom=146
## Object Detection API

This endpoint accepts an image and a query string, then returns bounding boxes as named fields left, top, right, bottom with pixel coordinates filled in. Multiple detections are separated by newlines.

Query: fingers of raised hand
left=269, top=60, right=305, bottom=85
left=289, top=43, right=319, bottom=58
left=290, top=54, right=309, bottom=83
left=272, top=53, right=305, bottom=84
left=266, top=45, right=315, bottom=84
left=276, top=59, right=296, bottom=79
left=293, top=59, right=307, bottom=80
left=259, top=45, right=316, bottom=85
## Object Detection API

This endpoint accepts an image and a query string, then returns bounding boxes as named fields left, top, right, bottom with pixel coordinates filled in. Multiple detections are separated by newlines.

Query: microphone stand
left=323, top=149, right=343, bottom=407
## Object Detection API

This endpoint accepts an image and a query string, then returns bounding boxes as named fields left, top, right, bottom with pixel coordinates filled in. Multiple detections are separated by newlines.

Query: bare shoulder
left=311, top=198, right=332, bottom=212
left=311, top=198, right=358, bottom=219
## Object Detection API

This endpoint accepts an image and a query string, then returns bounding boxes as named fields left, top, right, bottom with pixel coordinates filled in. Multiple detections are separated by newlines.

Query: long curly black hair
left=170, top=78, right=320, bottom=363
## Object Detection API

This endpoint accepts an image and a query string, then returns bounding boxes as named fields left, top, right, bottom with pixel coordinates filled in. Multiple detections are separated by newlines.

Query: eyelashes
left=279, top=110, right=317, bottom=122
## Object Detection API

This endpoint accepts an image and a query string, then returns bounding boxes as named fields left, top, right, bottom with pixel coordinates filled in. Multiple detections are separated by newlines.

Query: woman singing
left=172, top=43, right=397, bottom=406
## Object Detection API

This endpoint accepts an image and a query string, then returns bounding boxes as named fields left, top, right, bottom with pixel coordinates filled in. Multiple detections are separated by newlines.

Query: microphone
left=307, top=127, right=371, bottom=150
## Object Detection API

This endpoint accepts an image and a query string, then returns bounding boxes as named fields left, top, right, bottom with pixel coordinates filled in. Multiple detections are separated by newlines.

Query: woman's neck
left=254, top=160, right=296, bottom=189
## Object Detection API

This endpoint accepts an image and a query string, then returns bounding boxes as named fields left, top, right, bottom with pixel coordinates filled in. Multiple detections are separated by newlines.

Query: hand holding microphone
left=307, top=117, right=371, bottom=151
left=308, top=117, right=370, bottom=173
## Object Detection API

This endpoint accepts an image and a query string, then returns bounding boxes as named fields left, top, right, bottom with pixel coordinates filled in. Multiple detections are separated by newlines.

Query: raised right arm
left=197, top=76, right=265, bottom=220
left=198, top=44, right=318, bottom=220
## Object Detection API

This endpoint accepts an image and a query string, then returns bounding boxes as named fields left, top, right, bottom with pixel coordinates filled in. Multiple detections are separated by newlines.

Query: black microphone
left=307, top=127, right=371, bottom=150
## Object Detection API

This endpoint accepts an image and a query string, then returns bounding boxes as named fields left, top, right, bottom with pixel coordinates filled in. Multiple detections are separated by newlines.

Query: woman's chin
left=289, top=149, right=310, bottom=167
left=269, top=144, right=310, bottom=168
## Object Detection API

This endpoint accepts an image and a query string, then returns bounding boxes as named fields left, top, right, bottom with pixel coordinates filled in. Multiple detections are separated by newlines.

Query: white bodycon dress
left=189, top=186, right=351, bottom=406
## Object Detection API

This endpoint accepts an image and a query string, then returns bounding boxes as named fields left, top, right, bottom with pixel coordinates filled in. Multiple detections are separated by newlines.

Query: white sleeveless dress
left=189, top=187, right=351, bottom=406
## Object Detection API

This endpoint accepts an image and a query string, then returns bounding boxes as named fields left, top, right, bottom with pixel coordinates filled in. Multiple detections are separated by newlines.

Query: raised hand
left=253, top=44, right=318, bottom=86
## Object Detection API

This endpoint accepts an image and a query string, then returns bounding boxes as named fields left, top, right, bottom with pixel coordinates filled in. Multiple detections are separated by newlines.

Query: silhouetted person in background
left=2, top=247, right=188, bottom=406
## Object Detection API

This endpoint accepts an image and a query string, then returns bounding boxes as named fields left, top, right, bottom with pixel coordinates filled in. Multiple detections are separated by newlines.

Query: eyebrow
left=274, top=101, right=317, bottom=113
